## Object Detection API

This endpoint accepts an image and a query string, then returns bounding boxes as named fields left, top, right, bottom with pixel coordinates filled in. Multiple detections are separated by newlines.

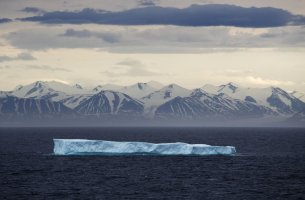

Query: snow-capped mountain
left=0, top=96, right=74, bottom=118
left=59, top=94, right=93, bottom=109
left=143, top=81, right=164, bottom=90
left=73, top=84, right=83, bottom=90
left=141, top=84, right=192, bottom=115
left=10, top=81, right=67, bottom=100
left=75, top=91, right=144, bottom=116
left=202, top=82, right=238, bottom=94
left=119, top=81, right=163, bottom=99
left=155, top=89, right=276, bottom=119
left=1, top=80, right=305, bottom=124
left=202, top=83, right=305, bottom=115
left=11, top=81, right=89, bottom=98
left=92, top=84, right=123, bottom=93
left=5, top=81, right=92, bottom=109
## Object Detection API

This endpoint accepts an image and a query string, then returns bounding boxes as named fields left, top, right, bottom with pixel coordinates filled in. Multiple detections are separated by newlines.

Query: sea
left=1, top=127, right=305, bottom=199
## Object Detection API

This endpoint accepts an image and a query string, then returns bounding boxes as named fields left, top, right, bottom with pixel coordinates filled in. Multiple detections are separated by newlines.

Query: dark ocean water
left=1, top=127, right=305, bottom=199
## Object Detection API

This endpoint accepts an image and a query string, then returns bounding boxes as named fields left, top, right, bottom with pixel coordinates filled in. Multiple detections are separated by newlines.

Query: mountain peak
left=146, top=81, right=164, bottom=89
left=137, top=83, right=147, bottom=90
left=166, top=83, right=183, bottom=89
left=92, top=84, right=123, bottom=92
left=219, top=82, right=238, bottom=93
left=73, top=84, right=83, bottom=89
left=191, top=88, right=209, bottom=97
left=128, top=81, right=163, bottom=90
left=290, top=91, right=297, bottom=95
left=92, top=85, right=102, bottom=92
left=33, top=81, right=47, bottom=88
left=225, top=82, right=238, bottom=88
left=119, top=82, right=158, bottom=99
left=14, top=85, right=23, bottom=91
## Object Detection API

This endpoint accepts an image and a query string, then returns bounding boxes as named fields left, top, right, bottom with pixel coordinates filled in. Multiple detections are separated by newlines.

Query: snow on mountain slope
left=92, top=84, right=123, bottom=93
left=6, top=81, right=156, bottom=109
left=11, top=81, right=66, bottom=100
left=141, top=84, right=192, bottom=115
left=155, top=89, right=276, bottom=119
left=0, top=96, right=74, bottom=117
left=7, top=81, right=94, bottom=109
left=203, top=82, right=239, bottom=94
left=75, top=91, right=144, bottom=115
left=0, top=91, right=10, bottom=98
left=145, top=81, right=164, bottom=90
left=267, top=87, right=305, bottom=114
left=119, top=82, right=162, bottom=99
left=73, top=84, right=83, bottom=90
left=200, top=84, right=220, bottom=94
left=1, top=80, right=304, bottom=121
left=59, top=94, right=93, bottom=109
left=11, top=81, right=89, bottom=99
left=201, top=83, right=305, bottom=114
left=291, top=91, right=305, bottom=103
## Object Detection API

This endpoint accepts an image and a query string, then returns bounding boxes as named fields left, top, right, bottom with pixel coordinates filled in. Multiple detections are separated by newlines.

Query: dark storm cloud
left=0, top=18, right=12, bottom=23
left=19, top=4, right=305, bottom=28
left=20, top=7, right=45, bottom=14
left=0, top=53, right=36, bottom=62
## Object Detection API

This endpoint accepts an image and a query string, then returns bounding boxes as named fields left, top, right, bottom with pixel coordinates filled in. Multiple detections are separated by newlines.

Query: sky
left=0, top=0, right=305, bottom=92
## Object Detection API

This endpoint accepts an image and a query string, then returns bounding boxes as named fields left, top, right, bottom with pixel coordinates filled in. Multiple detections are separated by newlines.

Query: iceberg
left=53, top=139, right=236, bottom=156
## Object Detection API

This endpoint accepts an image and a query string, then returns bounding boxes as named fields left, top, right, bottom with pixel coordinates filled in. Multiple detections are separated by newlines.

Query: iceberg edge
left=53, top=139, right=236, bottom=156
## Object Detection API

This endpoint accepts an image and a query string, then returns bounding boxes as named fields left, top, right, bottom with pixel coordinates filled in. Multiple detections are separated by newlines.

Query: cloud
left=20, top=7, right=45, bottom=14
left=0, top=52, right=36, bottom=62
left=24, top=65, right=71, bottom=72
left=6, top=26, right=305, bottom=52
left=0, top=64, right=71, bottom=72
left=19, top=4, right=305, bottom=28
left=245, top=76, right=295, bottom=86
left=212, top=71, right=297, bottom=88
left=0, top=18, right=12, bottom=24
left=60, top=28, right=121, bottom=43
left=0, top=65, right=11, bottom=70
left=102, top=59, right=162, bottom=77
left=16, top=52, right=36, bottom=60
left=222, top=69, right=253, bottom=76
left=138, top=0, right=158, bottom=6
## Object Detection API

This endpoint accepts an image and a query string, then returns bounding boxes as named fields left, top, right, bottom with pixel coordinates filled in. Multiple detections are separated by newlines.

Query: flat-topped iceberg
left=53, top=139, right=236, bottom=156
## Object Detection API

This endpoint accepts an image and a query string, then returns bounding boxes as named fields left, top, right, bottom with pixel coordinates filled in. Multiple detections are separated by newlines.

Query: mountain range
left=1, top=81, right=305, bottom=125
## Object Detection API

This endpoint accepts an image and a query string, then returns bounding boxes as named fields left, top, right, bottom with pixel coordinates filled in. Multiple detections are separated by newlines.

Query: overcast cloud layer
left=0, top=0, right=305, bottom=92
left=5, top=25, right=305, bottom=52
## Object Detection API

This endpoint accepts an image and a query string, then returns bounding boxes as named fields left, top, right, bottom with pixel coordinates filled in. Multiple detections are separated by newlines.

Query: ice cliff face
left=53, top=139, right=236, bottom=156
